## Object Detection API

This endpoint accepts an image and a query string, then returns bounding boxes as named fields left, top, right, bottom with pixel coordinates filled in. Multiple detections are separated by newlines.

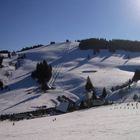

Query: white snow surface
left=0, top=103, right=140, bottom=140
left=0, top=41, right=140, bottom=114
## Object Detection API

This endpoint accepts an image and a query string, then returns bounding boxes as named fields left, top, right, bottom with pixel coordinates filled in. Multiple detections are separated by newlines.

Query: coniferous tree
left=133, top=94, right=138, bottom=102
left=85, top=76, right=97, bottom=100
left=132, top=70, right=140, bottom=82
left=0, top=80, right=3, bottom=90
left=8, top=52, right=11, bottom=58
left=100, top=87, right=107, bottom=98
left=92, top=91, right=97, bottom=100
left=31, top=60, right=52, bottom=91
left=50, top=41, right=55, bottom=45
left=85, top=76, right=94, bottom=92
left=80, top=101, right=86, bottom=109
left=0, top=56, right=4, bottom=67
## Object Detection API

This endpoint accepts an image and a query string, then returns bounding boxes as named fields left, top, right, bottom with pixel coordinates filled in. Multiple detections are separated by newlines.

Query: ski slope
left=0, top=41, right=140, bottom=114
left=0, top=103, right=140, bottom=140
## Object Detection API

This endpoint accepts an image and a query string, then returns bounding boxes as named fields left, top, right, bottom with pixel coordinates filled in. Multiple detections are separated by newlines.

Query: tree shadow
left=51, top=49, right=91, bottom=72
left=14, top=72, right=31, bottom=80
left=68, top=58, right=88, bottom=71
left=0, top=75, right=37, bottom=95
left=118, top=65, right=140, bottom=72
left=2, top=94, right=41, bottom=111
left=10, top=76, right=36, bottom=91
left=100, top=55, right=111, bottom=62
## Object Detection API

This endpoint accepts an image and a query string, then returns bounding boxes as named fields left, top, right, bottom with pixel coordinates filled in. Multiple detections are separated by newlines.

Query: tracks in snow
left=48, top=43, right=78, bottom=88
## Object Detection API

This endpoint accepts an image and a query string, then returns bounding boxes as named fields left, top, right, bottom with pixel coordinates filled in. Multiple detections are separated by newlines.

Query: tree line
left=19, top=44, right=44, bottom=52
left=79, top=38, right=140, bottom=52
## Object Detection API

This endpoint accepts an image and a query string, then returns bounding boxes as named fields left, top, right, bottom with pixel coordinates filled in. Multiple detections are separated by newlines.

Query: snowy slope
left=0, top=41, right=140, bottom=114
left=0, top=103, right=140, bottom=140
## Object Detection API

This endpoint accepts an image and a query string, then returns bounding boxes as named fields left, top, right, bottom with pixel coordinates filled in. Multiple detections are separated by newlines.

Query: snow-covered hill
left=0, top=41, right=140, bottom=114
left=0, top=102, right=140, bottom=140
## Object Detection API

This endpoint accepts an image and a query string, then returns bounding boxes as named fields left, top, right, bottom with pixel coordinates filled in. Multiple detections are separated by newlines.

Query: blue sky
left=0, top=0, right=140, bottom=51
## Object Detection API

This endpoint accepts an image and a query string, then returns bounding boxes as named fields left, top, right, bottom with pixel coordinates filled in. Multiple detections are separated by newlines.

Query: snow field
left=0, top=103, right=140, bottom=140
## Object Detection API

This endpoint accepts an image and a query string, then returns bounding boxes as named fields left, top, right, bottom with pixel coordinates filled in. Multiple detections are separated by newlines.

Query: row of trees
left=0, top=50, right=10, bottom=54
left=19, top=44, right=44, bottom=52
left=31, top=60, right=52, bottom=91
left=0, top=50, right=11, bottom=58
left=50, top=40, right=70, bottom=45
left=20, top=39, right=71, bottom=52
left=79, top=38, right=140, bottom=52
